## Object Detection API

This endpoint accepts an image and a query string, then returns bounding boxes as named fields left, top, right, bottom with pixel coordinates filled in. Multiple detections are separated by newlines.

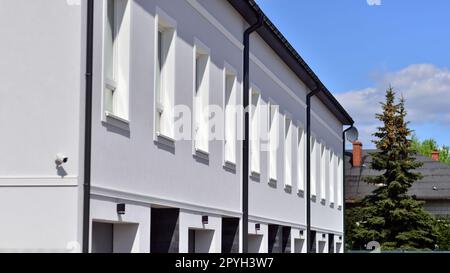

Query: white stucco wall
left=0, top=187, right=80, bottom=252
left=248, top=20, right=344, bottom=235
left=0, top=0, right=85, bottom=251
left=89, top=0, right=243, bottom=218
left=89, top=0, right=344, bottom=247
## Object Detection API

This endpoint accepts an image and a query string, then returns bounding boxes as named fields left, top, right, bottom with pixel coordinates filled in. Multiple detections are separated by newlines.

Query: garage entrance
left=328, top=234, right=335, bottom=253
left=151, top=208, right=180, bottom=253
left=221, top=218, right=239, bottom=253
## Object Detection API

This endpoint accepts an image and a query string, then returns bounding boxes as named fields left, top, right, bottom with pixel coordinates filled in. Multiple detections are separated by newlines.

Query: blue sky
left=256, top=0, right=450, bottom=148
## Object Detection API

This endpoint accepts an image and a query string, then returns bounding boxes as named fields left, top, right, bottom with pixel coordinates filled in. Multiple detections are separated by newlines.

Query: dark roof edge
left=228, top=0, right=354, bottom=125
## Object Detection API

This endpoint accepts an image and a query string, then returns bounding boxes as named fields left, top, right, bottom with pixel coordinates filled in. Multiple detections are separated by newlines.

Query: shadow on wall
left=56, top=166, right=68, bottom=178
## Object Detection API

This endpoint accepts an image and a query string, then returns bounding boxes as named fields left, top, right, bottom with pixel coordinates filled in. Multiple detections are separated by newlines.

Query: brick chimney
left=352, top=141, right=363, bottom=167
left=432, top=150, right=439, bottom=161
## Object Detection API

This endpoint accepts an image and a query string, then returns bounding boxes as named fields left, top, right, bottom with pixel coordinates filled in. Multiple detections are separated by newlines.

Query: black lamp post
left=342, top=125, right=358, bottom=253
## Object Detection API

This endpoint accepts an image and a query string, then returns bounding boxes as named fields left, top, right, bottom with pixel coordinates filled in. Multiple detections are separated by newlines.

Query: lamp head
left=346, top=127, right=359, bottom=142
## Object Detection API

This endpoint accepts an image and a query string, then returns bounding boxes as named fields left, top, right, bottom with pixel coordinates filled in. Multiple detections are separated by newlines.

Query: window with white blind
left=103, top=0, right=130, bottom=122
left=337, top=156, right=343, bottom=208
left=310, top=136, right=317, bottom=197
left=326, top=147, right=331, bottom=201
left=268, top=101, right=278, bottom=182
left=224, top=66, right=237, bottom=166
left=250, top=88, right=261, bottom=176
left=320, top=144, right=328, bottom=201
left=155, top=9, right=176, bottom=141
left=284, top=116, right=293, bottom=188
left=193, top=40, right=210, bottom=157
left=297, top=126, right=306, bottom=192
left=329, top=151, right=336, bottom=205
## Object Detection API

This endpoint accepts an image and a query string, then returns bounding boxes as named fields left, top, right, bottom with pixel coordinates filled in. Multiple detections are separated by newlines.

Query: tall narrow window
left=250, top=88, right=261, bottom=176
left=155, top=11, right=176, bottom=140
left=329, top=151, right=336, bottom=205
left=320, top=144, right=327, bottom=201
left=268, top=101, right=278, bottom=182
left=224, top=69, right=237, bottom=166
left=310, top=137, right=317, bottom=197
left=194, top=42, right=210, bottom=156
left=284, top=116, right=293, bottom=188
left=297, top=126, right=306, bottom=192
left=104, top=0, right=130, bottom=121
left=334, top=152, right=340, bottom=205
left=337, top=156, right=343, bottom=208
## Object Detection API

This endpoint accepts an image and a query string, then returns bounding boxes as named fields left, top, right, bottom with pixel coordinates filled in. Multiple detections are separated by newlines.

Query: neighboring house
left=0, top=0, right=353, bottom=253
left=345, top=142, right=450, bottom=218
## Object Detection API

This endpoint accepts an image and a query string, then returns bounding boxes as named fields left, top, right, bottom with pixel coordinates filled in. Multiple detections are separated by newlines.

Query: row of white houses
left=0, top=0, right=353, bottom=253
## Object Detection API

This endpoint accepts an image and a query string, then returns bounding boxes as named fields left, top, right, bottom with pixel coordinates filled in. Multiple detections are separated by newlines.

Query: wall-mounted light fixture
left=202, top=216, right=209, bottom=225
left=117, top=203, right=126, bottom=215
left=322, top=234, right=326, bottom=239
left=255, top=223, right=260, bottom=231
left=300, top=230, right=304, bottom=236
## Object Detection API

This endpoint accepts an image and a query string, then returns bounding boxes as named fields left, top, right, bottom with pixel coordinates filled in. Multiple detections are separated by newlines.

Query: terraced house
left=0, top=0, right=353, bottom=253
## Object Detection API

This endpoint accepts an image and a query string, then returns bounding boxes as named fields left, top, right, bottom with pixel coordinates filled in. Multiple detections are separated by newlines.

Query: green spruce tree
left=349, top=87, right=437, bottom=250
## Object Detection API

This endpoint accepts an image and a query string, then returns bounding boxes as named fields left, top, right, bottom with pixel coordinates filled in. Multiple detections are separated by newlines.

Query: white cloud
left=336, top=64, right=450, bottom=147
left=367, top=0, right=382, bottom=6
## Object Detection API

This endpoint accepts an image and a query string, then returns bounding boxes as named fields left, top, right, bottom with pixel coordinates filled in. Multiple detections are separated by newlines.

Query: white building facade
left=0, top=0, right=353, bottom=253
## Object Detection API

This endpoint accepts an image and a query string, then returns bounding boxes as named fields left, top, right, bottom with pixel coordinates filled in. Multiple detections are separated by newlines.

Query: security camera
left=56, top=153, right=68, bottom=165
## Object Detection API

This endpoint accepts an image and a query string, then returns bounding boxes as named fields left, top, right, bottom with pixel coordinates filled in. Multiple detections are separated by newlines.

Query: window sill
left=284, top=184, right=292, bottom=193
left=250, top=171, right=260, bottom=180
left=155, top=132, right=175, bottom=148
left=194, top=148, right=209, bottom=161
left=104, top=111, right=130, bottom=131
left=224, top=160, right=236, bottom=171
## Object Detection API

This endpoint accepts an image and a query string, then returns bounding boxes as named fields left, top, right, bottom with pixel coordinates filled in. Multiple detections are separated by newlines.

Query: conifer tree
left=350, top=87, right=437, bottom=250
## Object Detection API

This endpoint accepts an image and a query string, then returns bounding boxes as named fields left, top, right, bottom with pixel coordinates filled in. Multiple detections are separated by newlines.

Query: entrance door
left=248, top=234, right=264, bottom=253
left=328, top=234, right=335, bottom=253
left=318, top=241, right=326, bottom=253
left=92, top=222, right=113, bottom=253
left=188, top=229, right=215, bottom=253
left=188, top=229, right=196, bottom=253
left=221, top=218, right=239, bottom=253
left=92, top=222, right=139, bottom=253
left=336, top=242, right=342, bottom=253
left=294, top=238, right=305, bottom=253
